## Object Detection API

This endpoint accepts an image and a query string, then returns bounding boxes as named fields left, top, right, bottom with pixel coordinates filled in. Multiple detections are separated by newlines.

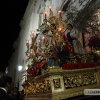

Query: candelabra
left=25, top=7, right=72, bottom=77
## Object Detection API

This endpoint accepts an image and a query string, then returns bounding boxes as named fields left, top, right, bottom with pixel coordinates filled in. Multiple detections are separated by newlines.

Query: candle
left=59, top=27, right=62, bottom=31
left=58, top=10, right=62, bottom=16
left=58, top=27, right=63, bottom=36
left=30, top=31, right=34, bottom=41
left=30, top=50, right=33, bottom=57
left=58, top=27, right=62, bottom=33
left=26, top=40, right=29, bottom=47
left=44, top=12, right=47, bottom=19
left=30, top=35, right=34, bottom=40
left=49, top=6, right=52, bottom=12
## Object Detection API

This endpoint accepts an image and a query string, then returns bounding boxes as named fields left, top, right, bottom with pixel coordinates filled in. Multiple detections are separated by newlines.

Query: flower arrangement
left=26, top=61, right=47, bottom=77
left=62, top=62, right=100, bottom=70
left=88, top=36, right=100, bottom=49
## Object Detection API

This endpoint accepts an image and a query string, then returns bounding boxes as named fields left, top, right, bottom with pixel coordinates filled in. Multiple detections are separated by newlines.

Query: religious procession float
left=22, top=7, right=100, bottom=100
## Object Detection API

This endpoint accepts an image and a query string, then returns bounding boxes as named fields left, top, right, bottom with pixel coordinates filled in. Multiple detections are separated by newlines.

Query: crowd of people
left=0, top=76, right=24, bottom=100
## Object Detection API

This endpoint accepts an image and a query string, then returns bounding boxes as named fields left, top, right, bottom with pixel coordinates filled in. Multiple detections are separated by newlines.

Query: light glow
left=18, top=65, right=22, bottom=71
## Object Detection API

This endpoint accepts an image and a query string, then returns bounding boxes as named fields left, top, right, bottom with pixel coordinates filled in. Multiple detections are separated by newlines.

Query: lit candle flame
left=59, top=28, right=62, bottom=31
left=30, top=50, right=33, bottom=57
left=31, top=31, right=34, bottom=33
left=30, top=31, right=34, bottom=40
left=58, top=10, right=62, bottom=16
left=42, top=36, right=45, bottom=40
left=49, top=6, right=52, bottom=12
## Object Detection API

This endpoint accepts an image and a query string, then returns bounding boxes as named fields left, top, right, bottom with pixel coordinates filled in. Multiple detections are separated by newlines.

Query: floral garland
left=62, top=62, right=100, bottom=70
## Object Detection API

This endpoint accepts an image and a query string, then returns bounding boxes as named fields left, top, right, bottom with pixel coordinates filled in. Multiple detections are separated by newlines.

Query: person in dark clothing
left=11, top=87, right=21, bottom=100
left=0, top=76, right=12, bottom=100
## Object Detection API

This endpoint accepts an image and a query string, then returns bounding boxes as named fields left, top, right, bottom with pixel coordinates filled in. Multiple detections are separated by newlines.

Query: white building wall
left=9, top=0, right=40, bottom=91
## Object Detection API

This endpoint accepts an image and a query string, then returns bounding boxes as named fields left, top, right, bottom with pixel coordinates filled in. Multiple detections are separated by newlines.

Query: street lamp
left=18, top=65, right=22, bottom=90
left=18, top=65, right=22, bottom=72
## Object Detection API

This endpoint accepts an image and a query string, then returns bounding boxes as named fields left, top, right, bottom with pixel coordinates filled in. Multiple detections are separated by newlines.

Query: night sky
left=0, top=0, right=29, bottom=72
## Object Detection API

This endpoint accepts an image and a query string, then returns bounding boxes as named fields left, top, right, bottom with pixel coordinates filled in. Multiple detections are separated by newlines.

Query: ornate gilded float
left=22, top=66, right=100, bottom=100
left=22, top=7, right=100, bottom=100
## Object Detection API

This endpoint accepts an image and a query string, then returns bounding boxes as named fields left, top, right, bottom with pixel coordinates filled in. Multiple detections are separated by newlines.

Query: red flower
left=35, top=69, right=39, bottom=74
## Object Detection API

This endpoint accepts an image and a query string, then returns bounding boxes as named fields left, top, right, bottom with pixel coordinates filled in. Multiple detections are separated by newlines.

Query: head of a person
left=0, top=76, right=12, bottom=92
left=67, top=24, right=73, bottom=30
left=50, top=23, right=56, bottom=31
left=13, top=87, right=18, bottom=93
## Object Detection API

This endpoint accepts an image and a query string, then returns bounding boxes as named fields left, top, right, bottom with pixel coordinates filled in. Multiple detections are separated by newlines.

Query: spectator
left=0, top=76, right=12, bottom=100
left=12, top=87, right=22, bottom=100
